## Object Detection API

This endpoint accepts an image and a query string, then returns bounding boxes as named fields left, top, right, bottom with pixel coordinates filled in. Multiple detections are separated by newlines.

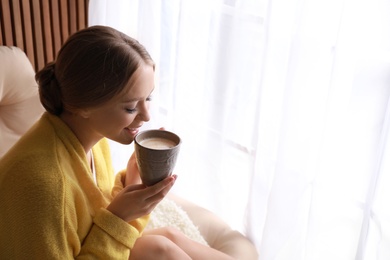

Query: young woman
left=0, top=25, right=233, bottom=259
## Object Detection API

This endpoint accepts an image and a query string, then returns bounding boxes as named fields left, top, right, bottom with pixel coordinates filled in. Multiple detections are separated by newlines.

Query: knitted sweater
left=0, top=112, right=149, bottom=259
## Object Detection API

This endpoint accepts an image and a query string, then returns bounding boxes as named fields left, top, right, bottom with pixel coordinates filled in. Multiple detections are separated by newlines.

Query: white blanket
left=146, top=198, right=208, bottom=246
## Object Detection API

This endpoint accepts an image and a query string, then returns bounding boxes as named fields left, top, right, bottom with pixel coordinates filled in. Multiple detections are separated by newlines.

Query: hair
left=36, top=25, right=155, bottom=115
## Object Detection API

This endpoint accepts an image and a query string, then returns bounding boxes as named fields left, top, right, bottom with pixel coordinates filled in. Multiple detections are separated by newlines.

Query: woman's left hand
left=125, top=152, right=142, bottom=186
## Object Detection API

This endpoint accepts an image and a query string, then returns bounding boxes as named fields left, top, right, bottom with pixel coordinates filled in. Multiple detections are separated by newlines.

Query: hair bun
left=36, top=62, right=63, bottom=115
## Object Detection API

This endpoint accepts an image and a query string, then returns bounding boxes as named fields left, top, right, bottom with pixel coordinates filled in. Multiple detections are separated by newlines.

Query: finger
left=142, top=175, right=176, bottom=199
left=122, top=184, right=146, bottom=193
left=145, top=182, right=175, bottom=204
left=159, top=127, right=165, bottom=130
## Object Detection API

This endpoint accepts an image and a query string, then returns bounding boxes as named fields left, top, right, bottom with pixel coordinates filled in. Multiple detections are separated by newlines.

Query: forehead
left=117, top=64, right=155, bottom=102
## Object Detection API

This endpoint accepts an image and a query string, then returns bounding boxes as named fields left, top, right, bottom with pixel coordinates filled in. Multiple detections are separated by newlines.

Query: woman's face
left=85, top=64, right=155, bottom=144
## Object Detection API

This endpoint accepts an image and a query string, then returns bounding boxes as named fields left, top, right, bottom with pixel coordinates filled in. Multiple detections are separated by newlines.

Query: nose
left=137, top=102, right=151, bottom=122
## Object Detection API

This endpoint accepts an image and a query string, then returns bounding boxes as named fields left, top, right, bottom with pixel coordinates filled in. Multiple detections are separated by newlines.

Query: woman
left=0, top=26, right=233, bottom=259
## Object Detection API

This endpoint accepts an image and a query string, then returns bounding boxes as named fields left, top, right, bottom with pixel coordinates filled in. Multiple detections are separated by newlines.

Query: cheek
left=91, top=108, right=137, bottom=130
left=117, top=112, right=137, bottom=126
left=96, top=111, right=128, bottom=127
left=123, top=115, right=137, bottom=126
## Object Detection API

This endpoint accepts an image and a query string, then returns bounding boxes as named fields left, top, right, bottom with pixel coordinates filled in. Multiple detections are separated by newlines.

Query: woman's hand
left=107, top=175, right=177, bottom=222
left=125, top=152, right=141, bottom=186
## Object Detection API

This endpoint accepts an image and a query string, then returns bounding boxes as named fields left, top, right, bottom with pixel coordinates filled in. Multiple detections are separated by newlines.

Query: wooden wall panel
left=59, top=0, right=69, bottom=43
left=50, top=0, right=61, bottom=53
left=41, top=0, right=53, bottom=63
left=11, top=0, right=23, bottom=48
left=0, top=17, right=2, bottom=45
left=69, top=0, right=77, bottom=34
left=1, top=1, right=13, bottom=46
left=21, top=0, right=35, bottom=67
left=31, top=0, right=45, bottom=70
left=0, top=0, right=89, bottom=71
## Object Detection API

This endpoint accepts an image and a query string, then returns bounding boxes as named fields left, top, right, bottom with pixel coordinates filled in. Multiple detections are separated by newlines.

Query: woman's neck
left=59, top=111, right=100, bottom=154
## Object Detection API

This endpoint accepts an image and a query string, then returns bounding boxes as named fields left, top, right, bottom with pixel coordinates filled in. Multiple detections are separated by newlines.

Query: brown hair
left=36, top=25, right=154, bottom=115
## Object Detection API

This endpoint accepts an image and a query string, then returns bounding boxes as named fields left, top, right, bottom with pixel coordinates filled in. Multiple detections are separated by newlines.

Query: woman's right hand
left=107, top=175, right=177, bottom=222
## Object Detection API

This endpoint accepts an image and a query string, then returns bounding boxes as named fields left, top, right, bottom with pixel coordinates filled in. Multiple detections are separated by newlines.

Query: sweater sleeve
left=76, top=147, right=150, bottom=258
left=77, top=208, right=149, bottom=259
left=77, top=169, right=150, bottom=258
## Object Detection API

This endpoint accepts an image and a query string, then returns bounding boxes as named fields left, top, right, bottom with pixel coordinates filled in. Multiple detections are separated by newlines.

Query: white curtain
left=89, top=0, right=390, bottom=259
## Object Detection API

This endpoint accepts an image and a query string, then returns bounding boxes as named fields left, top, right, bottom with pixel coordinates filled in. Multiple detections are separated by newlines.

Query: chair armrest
left=168, top=193, right=259, bottom=260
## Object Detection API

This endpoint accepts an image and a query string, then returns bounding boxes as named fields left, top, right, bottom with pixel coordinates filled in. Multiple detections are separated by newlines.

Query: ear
left=78, top=108, right=92, bottom=119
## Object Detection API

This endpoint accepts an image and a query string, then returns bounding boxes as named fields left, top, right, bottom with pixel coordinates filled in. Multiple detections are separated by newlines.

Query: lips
left=126, top=125, right=142, bottom=136
left=128, top=128, right=139, bottom=135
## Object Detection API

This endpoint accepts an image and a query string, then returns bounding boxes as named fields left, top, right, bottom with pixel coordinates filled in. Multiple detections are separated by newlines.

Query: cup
left=134, top=129, right=181, bottom=186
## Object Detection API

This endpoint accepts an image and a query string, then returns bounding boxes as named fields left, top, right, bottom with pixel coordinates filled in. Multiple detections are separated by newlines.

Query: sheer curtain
left=89, top=0, right=390, bottom=259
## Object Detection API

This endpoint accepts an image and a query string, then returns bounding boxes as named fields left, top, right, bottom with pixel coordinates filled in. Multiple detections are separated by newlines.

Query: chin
left=108, top=135, right=134, bottom=145
left=121, top=140, right=134, bottom=145
left=119, top=136, right=135, bottom=145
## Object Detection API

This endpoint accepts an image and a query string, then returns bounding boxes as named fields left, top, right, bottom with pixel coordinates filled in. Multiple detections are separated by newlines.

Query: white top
left=90, top=151, right=97, bottom=185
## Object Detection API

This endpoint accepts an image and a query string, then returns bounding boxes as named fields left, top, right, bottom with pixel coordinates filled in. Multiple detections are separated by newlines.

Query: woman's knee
left=131, top=234, right=190, bottom=260
left=151, top=227, right=187, bottom=244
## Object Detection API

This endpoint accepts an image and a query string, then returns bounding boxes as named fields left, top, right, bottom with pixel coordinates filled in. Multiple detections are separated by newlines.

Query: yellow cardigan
left=0, top=112, right=149, bottom=259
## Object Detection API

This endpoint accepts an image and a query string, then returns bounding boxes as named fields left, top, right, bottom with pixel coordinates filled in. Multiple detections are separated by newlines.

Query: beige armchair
left=0, top=46, right=44, bottom=158
left=0, top=46, right=258, bottom=260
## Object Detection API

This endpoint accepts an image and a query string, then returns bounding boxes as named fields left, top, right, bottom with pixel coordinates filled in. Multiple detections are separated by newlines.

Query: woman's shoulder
left=1, top=116, right=58, bottom=159
left=0, top=141, right=65, bottom=208
left=0, top=137, right=62, bottom=186
left=0, top=114, right=70, bottom=182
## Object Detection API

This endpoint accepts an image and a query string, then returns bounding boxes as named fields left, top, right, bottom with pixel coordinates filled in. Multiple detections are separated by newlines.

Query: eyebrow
left=122, top=98, right=138, bottom=103
left=121, top=88, right=155, bottom=103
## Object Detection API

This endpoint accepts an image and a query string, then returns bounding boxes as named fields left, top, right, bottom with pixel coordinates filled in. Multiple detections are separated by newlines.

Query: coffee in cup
left=139, top=137, right=177, bottom=150
left=134, top=130, right=181, bottom=186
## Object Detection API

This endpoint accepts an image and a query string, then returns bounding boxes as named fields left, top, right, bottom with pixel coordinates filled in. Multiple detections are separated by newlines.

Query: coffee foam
left=140, top=137, right=177, bottom=150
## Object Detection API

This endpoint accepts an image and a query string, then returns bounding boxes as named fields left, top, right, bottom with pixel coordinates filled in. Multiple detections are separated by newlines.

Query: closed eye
left=125, top=108, right=137, bottom=113
left=124, top=95, right=152, bottom=113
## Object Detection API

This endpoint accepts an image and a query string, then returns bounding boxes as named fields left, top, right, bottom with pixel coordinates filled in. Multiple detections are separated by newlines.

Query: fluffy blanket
left=146, top=198, right=208, bottom=246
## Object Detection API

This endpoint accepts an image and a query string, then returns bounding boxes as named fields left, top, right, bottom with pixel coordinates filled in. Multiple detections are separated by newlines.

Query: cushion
left=146, top=197, right=208, bottom=245
left=0, top=46, right=44, bottom=157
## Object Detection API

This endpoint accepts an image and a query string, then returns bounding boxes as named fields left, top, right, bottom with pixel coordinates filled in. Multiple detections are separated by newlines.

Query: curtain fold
left=89, top=0, right=390, bottom=259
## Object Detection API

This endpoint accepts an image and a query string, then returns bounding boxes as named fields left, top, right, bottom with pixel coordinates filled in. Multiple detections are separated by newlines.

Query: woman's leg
left=143, top=227, right=235, bottom=260
left=130, top=234, right=191, bottom=260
